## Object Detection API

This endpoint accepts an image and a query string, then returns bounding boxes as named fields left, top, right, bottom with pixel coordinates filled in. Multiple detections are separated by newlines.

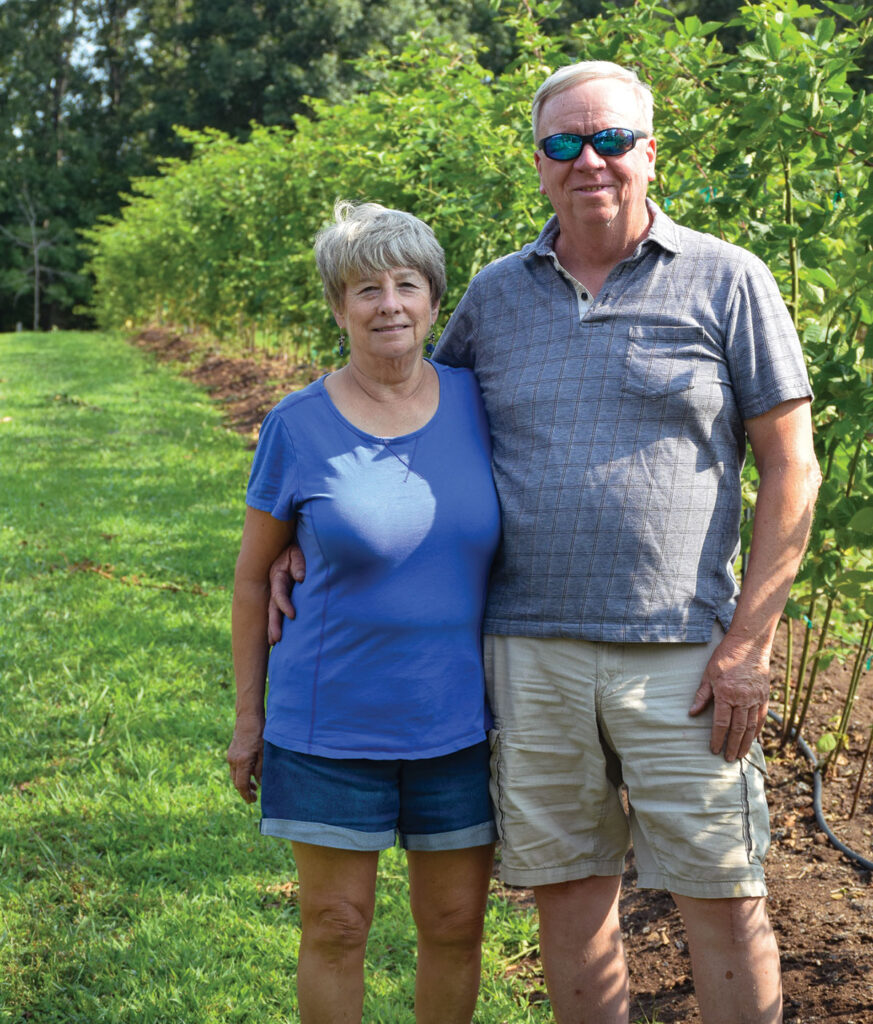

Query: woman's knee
left=302, top=897, right=374, bottom=955
left=407, top=846, right=492, bottom=950
left=413, top=899, right=486, bottom=950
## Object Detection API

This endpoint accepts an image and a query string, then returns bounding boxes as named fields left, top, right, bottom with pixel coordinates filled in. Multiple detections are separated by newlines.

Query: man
left=271, top=62, right=821, bottom=1023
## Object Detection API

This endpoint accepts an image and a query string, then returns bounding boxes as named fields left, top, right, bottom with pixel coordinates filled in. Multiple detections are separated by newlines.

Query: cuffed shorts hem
left=260, top=818, right=394, bottom=851
left=260, top=817, right=496, bottom=852
left=402, top=820, right=498, bottom=851
left=636, top=870, right=768, bottom=900
left=497, top=858, right=625, bottom=888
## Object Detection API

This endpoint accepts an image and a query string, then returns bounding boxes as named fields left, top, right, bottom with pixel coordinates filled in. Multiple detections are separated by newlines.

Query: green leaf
left=838, top=569, right=873, bottom=585
left=847, top=507, right=873, bottom=533
left=739, top=42, right=772, bottom=62
left=816, top=650, right=838, bottom=671
left=765, top=31, right=782, bottom=60
left=803, top=267, right=838, bottom=290
left=784, top=597, right=809, bottom=620
left=822, top=2, right=864, bottom=20
left=815, top=17, right=837, bottom=44
left=802, top=322, right=826, bottom=346
left=816, top=732, right=838, bottom=753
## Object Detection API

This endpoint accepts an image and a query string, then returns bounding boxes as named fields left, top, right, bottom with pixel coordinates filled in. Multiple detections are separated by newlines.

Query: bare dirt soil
left=135, top=328, right=873, bottom=1024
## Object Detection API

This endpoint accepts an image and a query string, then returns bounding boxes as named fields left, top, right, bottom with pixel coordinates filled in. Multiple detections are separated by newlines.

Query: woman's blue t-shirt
left=245, top=361, right=500, bottom=759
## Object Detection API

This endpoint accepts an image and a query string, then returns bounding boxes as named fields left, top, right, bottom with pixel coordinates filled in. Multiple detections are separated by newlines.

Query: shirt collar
left=524, top=199, right=683, bottom=262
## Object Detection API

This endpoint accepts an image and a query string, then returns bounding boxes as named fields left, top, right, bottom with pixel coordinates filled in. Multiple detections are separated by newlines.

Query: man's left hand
left=689, top=638, right=771, bottom=762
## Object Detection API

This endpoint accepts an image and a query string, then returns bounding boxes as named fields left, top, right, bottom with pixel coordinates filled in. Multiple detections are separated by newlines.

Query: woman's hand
left=227, top=715, right=265, bottom=803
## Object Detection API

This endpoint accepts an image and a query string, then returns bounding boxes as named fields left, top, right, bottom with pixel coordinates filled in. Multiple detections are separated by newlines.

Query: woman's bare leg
left=292, top=842, right=380, bottom=1024
left=407, top=844, right=495, bottom=1024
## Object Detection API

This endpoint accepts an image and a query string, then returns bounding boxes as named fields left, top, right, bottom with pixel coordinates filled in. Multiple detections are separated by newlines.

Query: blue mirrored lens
left=545, top=134, right=586, bottom=159
left=594, top=129, right=634, bottom=155
left=541, top=129, right=637, bottom=160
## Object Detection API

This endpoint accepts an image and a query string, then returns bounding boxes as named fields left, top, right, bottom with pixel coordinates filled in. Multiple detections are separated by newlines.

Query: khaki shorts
left=484, top=628, right=769, bottom=898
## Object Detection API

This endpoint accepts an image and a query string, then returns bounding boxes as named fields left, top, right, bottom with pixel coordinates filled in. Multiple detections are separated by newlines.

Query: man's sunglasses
left=537, top=128, right=649, bottom=161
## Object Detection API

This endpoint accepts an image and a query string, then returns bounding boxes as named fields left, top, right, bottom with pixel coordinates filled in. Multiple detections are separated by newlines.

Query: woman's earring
left=337, top=331, right=346, bottom=357
left=425, top=328, right=436, bottom=356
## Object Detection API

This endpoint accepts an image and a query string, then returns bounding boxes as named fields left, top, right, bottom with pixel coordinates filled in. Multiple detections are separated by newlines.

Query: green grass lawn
left=0, top=331, right=549, bottom=1023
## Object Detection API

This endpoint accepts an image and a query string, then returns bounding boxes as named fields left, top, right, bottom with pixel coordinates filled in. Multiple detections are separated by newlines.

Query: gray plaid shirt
left=435, top=202, right=812, bottom=642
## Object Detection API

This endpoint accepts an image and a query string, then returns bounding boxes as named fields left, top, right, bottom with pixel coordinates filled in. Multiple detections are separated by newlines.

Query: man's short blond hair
left=531, top=61, right=654, bottom=143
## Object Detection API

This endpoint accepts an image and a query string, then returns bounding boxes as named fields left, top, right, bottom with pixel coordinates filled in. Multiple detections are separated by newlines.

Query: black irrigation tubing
left=768, top=710, right=873, bottom=874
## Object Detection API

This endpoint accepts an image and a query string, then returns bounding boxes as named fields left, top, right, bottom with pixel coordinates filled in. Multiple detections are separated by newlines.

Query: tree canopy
left=2, top=0, right=870, bottom=330
left=0, top=0, right=525, bottom=329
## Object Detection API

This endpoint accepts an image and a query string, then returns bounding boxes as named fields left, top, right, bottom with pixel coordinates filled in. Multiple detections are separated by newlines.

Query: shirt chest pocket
left=622, top=326, right=707, bottom=398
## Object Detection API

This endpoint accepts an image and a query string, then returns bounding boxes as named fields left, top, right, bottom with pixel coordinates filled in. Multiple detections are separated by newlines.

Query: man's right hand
left=267, top=543, right=306, bottom=645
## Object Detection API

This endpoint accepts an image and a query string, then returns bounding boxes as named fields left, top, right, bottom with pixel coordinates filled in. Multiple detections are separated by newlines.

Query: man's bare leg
left=534, top=874, right=628, bottom=1024
left=672, top=893, right=782, bottom=1024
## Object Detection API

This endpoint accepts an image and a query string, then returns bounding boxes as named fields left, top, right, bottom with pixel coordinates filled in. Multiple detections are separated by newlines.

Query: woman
left=227, top=200, right=500, bottom=1023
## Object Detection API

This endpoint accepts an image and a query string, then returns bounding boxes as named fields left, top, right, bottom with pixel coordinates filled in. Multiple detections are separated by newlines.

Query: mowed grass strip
left=0, top=331, right=547, bottom=1024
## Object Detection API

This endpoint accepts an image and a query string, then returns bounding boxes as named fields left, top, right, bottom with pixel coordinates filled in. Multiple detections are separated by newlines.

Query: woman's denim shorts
left=260, top=739, right=497, bottom=852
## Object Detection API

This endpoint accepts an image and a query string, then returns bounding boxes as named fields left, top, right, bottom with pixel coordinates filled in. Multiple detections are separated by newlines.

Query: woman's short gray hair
left=531, top=61, right=654, bottom=143
left=314, top=200, right=446, bottom=312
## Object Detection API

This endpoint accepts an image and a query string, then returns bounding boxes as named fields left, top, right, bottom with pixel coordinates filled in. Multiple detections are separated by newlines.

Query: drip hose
left=768, top=710, right=873, bottom=873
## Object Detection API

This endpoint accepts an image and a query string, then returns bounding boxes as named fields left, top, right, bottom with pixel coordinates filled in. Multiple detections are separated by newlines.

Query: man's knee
left=534, top=874, right=623, bottom=947
left=674, top=893, right=775, bottom=946
left=535, top=874, right=622, bottom=914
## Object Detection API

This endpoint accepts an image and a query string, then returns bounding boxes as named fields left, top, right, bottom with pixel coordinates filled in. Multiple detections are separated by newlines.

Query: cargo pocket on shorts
left=740, top=741, right=771, bottom=865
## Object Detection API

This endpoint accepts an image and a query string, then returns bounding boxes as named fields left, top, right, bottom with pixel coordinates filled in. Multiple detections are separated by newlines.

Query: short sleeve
left=433, top=278, right=481, bottom=371
left=724, top=256, right=813, bottom=420
left=245, top=406, right=299, bottom=520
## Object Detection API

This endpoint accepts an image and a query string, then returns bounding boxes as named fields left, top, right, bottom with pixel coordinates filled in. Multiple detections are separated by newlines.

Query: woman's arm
left=228, top=506, right=296, bottom=803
